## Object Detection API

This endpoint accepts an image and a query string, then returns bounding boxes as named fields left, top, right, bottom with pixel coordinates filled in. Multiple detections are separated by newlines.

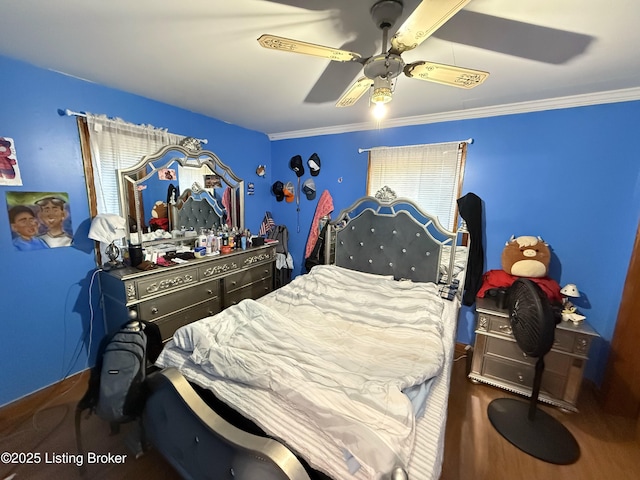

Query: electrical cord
left=1, top=269, right=102, bottom=442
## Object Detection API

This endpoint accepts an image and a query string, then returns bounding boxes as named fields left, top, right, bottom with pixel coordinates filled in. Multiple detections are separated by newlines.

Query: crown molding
left=267, top=87, right=640, bottom=141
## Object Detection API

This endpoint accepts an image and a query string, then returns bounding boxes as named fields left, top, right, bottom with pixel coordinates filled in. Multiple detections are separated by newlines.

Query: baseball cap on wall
left=308, top=153, right=321, bottom=176
left=302, top=178, right=316, bottom=200
left=272, top=181, right=285, bottom=201
left=283, top=181, right=295, bottom=202
left=290, top=155, right=305, bottom=177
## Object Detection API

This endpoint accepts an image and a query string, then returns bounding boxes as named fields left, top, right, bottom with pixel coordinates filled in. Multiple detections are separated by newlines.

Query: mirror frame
left=117, top=143, right=244, bottom=243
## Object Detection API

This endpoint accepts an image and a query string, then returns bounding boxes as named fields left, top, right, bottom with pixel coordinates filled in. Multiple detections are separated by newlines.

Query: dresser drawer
left=136, top=267, right=199, bottom=299
left=136, top=279, right=220, bottom=320
left=224, top=277, right=273, bottom=307
left=237, top=246, right=277, bottom=270
left=482, top=356, right=566, bottom=399
left=225, top=265, right=272, bottom=293
left=154, top=299, right=222, bottom=342
left=199, top=257, right=241, bottom=280
left=485, top=336, right=571, bottom=376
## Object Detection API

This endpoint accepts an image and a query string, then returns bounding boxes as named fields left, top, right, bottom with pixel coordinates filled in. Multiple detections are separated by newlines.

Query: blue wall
left=2, top=51, right=639, bottom=406
left=0, top=55, right=272, bottom=407
left=270, top=103, right=640, bottom=385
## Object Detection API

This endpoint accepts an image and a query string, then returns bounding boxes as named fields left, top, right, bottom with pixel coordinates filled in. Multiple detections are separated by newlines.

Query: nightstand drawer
left=478, top=312, right=513, bottom=338
left=551, top=329, right=575, bottom=353
left=486, top=336, right=571, bottom=376
left=482, top=356, right=566, bottom=399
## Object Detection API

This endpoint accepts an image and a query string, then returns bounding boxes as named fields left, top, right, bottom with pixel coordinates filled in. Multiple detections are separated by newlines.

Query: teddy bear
left=148, top=201, right=169, bottom=231
left=501, top=235, right=550, bottom=278
left=0, top=137, right=17, bottom=180
left=151, top=201, right=168, bottom=219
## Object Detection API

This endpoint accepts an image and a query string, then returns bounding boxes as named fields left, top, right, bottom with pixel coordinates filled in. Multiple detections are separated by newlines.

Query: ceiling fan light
left=372, top=102, right=387, bottom=119
left=371, top=76, right=393, bottom=104
left=371, top=86, right=392, bottom=104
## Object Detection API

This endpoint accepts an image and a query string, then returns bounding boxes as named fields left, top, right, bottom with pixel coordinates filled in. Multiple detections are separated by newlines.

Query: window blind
left=85, top=115, right=184, bottom=215
left=367, top=142, right=465, bottom=231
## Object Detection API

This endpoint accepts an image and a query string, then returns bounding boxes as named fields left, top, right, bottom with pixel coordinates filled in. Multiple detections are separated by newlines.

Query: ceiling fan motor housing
left=370, top=0, right=404, bottom=30
left=364, top=54, right=405, bottom=80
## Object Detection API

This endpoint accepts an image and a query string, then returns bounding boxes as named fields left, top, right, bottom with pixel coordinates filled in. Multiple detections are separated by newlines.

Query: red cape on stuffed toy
left=477, top=269, right=563, bottom=304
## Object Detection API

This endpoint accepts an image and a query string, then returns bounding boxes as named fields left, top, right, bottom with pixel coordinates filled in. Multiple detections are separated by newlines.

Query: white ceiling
left=2, top=0, right=640, bottom=138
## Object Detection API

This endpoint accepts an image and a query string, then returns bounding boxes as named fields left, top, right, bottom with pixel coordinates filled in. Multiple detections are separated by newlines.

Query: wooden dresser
left=469, top=296, right=599, bottom=412
left=99, top=244, right=276, bottom=342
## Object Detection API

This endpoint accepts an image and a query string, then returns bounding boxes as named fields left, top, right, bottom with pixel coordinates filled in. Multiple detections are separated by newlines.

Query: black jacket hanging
left=457, top=192, right=484, bottom=306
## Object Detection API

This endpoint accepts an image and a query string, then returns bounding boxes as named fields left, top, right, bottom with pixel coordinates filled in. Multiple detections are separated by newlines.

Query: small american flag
left=259, top=211, right=275, bottom=236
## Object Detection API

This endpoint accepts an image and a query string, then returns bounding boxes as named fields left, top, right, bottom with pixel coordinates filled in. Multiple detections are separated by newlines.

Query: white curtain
left=85, top=114, right=184, bottom=215
left=367, top=142, right=465, bottom=231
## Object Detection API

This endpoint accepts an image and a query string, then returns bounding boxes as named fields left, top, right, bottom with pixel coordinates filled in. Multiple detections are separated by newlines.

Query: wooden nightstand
left=468, top=296, right=599, bottom=412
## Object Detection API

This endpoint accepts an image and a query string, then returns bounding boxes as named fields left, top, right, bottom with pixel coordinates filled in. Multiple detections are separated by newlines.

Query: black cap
left=272, top=180, right=285, bottom=202
left=290, top=155, right=304, bottom=177
left=308, top=153, right=321, bottom=176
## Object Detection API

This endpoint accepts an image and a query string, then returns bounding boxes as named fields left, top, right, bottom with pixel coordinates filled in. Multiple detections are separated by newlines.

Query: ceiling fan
left=257, top=0, right=489, bottom=110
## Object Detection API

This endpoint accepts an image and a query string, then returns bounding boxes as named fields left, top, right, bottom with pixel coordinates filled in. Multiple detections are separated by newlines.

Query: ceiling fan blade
left=305, top=35, right=379, bottom=104
left=257, top=34, right=362, bottom=62
left=336, top=77, right=373, bottom=107
left=404, top=61, right=489, bottom=89
left=391, top=0, right=472, bottom=54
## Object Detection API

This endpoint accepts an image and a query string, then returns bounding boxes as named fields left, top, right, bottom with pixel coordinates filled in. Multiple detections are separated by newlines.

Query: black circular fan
left=487, top=278, right=580, bottom=465
left=508, top=278, right=555, bottom=358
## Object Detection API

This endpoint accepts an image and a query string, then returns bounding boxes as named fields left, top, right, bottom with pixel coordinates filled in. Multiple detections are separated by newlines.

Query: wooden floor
left=2, top=355, right=639, bottom=480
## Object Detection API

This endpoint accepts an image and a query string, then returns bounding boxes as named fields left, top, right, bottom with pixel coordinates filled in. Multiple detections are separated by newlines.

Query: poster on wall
left=204, top=174, right=221, bottom=189
left=0, top=137, right=22, bottom=186
left=6, top=192, right=74, bottom=251
left=158, top=168, right=176, bottom=181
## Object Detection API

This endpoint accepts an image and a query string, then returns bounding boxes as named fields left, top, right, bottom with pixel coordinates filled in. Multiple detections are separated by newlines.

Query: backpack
left=75, top=321, right=160, bottom=459
left=95, top=325, right=147, bottom=423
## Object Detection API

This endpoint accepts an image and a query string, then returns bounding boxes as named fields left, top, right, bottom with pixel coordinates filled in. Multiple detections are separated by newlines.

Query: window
left=78, top=114, right=184, bottom=217
left=366, top=141, right=467, bottom=231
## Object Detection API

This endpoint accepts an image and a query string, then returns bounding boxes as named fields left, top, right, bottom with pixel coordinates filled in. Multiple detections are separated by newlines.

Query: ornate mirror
left=117, top=141, right=244, bottom=244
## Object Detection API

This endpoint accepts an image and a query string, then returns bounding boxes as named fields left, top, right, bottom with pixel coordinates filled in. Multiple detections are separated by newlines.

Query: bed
left=143, top=191, right=469, bottom=480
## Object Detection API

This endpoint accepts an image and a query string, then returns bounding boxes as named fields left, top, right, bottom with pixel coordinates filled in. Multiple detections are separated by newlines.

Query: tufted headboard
left=326, top=194, right=468, bottom=286
left=174, top=187, right=224, bottom=232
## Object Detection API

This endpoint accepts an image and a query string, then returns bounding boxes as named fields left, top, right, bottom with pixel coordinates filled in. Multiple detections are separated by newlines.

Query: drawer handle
left=231, top=281, right=237, bottom=286
left=207, top=289, right=213, bottom=295
left=151, top=307, right=159, bottom=315
left=498, top=325, right=513, bottom=335
left=517, top=374, right=524, bottom=383
left=575, top=338, right=588, bottom=353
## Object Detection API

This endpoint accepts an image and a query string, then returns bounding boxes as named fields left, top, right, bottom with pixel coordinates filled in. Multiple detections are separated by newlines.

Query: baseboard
left=0, top=369, right=90, bottom=433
